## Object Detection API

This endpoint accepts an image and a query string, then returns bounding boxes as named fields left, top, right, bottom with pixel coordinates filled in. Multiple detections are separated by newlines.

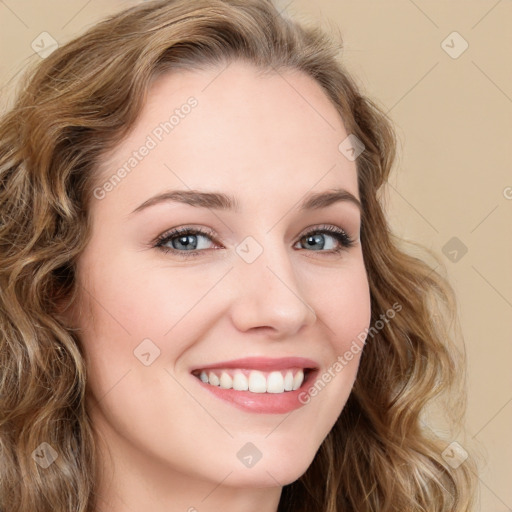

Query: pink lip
left=193, top=370, right=318, bottom=414
left=190, top=356, right=319, bottom=372
left=190, top=357, right=319, bottom=414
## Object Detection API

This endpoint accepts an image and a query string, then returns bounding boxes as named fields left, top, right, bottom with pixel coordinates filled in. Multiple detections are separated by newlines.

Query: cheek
left=73, top=254, right=231, bottom=389
left=307, top=257, right=372, bottom=350
left=299, top=258, right=371, bottom=403
left=333, top=273, right=371, bottom=353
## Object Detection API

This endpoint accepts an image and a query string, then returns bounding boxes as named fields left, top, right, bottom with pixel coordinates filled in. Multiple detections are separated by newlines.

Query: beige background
left=1, top=1, right=510, bottom=510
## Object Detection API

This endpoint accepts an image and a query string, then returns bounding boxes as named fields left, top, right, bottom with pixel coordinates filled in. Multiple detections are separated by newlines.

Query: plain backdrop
left=1, top=1, right=511, bottom=510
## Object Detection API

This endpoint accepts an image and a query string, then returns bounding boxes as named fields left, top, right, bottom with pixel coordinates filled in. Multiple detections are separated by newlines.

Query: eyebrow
left=129, top=187, right=362, bottom=215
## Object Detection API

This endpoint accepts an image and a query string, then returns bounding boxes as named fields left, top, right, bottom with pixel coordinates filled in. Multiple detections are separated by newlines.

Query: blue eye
left=297, top=226, right=354, bottom=252
left=153, top=224, right=355, bottom=258
left=157, top=227, right=215, bottom=252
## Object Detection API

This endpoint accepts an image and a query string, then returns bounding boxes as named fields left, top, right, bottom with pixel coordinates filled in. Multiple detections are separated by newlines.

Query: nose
left=228, top=238, right=317, bottom=338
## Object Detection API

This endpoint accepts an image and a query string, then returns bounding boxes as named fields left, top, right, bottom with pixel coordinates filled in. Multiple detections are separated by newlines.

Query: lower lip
left=192, top=370, right=318, bottom=414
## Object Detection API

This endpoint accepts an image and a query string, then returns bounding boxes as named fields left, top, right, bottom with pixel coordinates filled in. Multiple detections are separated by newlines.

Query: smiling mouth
left=191, top=367, right=314, bottom=394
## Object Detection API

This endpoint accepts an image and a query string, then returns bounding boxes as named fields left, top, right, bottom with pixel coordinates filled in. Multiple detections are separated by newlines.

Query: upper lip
left=191, top=356, right=319, bottom=373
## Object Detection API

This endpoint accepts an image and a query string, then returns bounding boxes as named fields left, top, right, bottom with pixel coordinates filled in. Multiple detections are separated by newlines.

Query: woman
left=0, top=0, right=478, bottom=511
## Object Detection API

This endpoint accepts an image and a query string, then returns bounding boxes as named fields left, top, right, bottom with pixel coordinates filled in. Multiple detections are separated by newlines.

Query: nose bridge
left=229, top=232, right=316, bottom=335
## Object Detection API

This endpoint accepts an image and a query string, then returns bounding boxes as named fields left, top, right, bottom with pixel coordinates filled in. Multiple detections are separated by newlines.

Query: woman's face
left=68, top=61, right=371, bottom=499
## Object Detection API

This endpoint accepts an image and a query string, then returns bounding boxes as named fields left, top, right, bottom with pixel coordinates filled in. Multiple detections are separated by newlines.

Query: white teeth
left=208, top=372, right=220, bottom=386
left=197, top=368, right=308, bottom=393
left=266, top=371, right=285, bottom=393
left=284, top=371, right=294, bottom=391
left=232, top=371, right=249, bottom=391
left=292, top=369, right=304, bottom=390
left=248, top=370, right=267, bottom=393
left=219, top=372, right=233, bottom=389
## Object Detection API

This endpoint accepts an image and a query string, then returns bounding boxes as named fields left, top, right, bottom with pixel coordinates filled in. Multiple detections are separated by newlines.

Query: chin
left=226, top=462, right=312, bottom=489
left=226, top=444, right=319, bottom=488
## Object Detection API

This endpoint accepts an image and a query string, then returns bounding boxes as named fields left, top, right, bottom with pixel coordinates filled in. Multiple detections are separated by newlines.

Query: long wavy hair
left=0, top=0, right=479, bottom=510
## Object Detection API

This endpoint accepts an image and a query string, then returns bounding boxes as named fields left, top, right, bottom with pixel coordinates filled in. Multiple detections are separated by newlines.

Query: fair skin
left=64, top=60, right=371, bottom=512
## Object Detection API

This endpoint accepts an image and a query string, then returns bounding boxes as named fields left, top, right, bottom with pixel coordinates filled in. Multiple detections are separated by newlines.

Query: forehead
left=94, top=61, right=359, bottom=215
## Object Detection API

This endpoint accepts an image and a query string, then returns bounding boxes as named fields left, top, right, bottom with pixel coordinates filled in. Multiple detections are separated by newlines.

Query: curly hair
left=0, top=0, right=479, bottom=510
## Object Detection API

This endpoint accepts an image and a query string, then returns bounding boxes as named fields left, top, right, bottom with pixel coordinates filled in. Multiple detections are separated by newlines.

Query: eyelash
left=153, top=224, right=355, bottom=259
